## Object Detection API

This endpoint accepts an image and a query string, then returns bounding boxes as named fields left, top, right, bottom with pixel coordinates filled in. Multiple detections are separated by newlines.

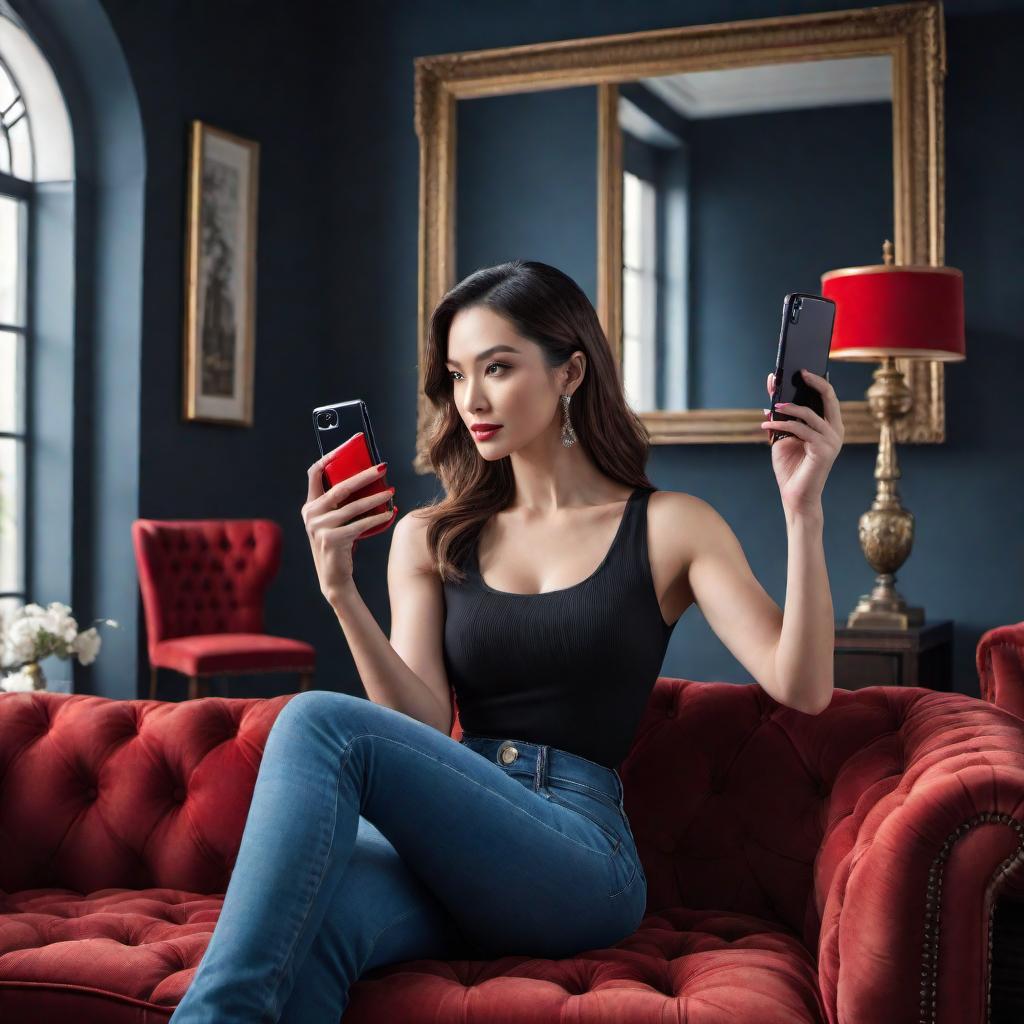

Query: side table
left=834, top=619, right=953, bottom=692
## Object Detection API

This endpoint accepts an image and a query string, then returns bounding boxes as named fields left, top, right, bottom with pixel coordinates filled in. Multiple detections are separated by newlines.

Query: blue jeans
left=168, top=690, right=647, bottom=1023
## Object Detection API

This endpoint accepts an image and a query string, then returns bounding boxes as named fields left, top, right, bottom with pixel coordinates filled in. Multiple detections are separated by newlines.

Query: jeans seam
left=608, top=856, right=641, bottom=902
left=542, top=787, right=621, bottom=854
left=361, top=906, right=423, bottom=973
left=265, top=728, right=355, bottom=1004
left=545, top=775, right=621, bottom=812
left=544, top=789, right=637, bottom=900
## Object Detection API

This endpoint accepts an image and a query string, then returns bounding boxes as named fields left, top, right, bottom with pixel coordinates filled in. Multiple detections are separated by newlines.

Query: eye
left=448, top=362, right=509, bottom=382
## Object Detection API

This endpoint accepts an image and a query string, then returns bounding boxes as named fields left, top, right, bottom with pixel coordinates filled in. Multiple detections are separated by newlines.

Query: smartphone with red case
left=769, top=292, right=835, bottom=445
left=312, top=400, right=396, bottom=540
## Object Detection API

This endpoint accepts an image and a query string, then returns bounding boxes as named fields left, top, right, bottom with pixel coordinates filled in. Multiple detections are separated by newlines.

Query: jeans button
left=498, top=741, right=519, bottom=764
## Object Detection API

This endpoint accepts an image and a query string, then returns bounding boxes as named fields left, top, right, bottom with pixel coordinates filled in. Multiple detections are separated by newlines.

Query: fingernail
left=376, top=462, right=387, bottom=471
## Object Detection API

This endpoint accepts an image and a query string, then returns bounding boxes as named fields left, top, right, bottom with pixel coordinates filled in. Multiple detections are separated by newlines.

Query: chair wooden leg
left=188, top=676, right=199, bottom=700
left=149, top=666, right=158, bottom=700
left=298, top=672, right=312, bottom=692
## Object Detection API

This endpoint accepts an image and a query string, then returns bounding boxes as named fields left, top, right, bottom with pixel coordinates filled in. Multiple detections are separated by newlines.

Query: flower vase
left=23, top=662, right=47, bottom=690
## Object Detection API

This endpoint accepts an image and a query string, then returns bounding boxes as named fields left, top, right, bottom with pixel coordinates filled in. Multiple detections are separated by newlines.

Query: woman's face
left=445, top=306, right=573, bottom=460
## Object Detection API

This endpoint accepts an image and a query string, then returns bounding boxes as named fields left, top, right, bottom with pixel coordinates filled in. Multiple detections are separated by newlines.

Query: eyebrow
left=445, top=345, right=520, bottom=368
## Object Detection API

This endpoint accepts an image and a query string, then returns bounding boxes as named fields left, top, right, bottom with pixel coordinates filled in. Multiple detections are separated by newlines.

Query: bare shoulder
left=644, top=490, right=713, bottom=618
left=647, top=488, right=715, bottom=559
left=390, top=508, right=435, bottom=575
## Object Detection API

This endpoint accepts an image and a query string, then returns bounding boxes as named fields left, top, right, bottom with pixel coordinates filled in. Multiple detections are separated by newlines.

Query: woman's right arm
left=302, top=455, right=452, bottom=734
left=330, top=513, right=453, bottom=735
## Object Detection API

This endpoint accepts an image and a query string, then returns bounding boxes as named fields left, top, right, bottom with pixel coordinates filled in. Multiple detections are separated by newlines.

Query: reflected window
left=622, top=171, right=657, bottom=410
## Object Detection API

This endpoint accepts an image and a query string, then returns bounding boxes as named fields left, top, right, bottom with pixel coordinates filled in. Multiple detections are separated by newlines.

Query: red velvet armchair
left=2, top=680, right=1023, bottom=1023
left=132, top=518, right=315, bottom=700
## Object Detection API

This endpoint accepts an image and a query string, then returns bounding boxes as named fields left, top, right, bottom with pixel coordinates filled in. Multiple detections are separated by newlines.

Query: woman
left=170, top=260, right=842, bottom=1022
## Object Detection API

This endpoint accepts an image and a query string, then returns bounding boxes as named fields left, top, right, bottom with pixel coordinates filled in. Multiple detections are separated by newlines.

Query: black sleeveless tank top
left=442, top=486, right=677, bottom=770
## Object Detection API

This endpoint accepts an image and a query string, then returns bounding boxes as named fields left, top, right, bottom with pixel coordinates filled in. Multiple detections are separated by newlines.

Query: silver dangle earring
left=560, top=393, right=577, bottom=448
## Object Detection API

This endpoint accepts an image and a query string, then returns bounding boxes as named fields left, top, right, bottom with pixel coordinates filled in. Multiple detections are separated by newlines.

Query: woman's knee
left=271, top=689, right=365, bottom=734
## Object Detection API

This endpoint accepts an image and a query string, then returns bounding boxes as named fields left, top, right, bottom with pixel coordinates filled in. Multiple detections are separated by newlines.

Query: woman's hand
left=302, top=457, right=396, bottom=606
left=761, top=369, right=844, bottom=516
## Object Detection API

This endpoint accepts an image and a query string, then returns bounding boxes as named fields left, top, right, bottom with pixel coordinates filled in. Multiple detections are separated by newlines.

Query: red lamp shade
left=820, top=262, right=965, bottom=362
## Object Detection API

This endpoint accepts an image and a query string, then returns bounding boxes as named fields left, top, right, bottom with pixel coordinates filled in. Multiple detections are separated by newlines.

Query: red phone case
left=321, top=431, right=397, bottom=540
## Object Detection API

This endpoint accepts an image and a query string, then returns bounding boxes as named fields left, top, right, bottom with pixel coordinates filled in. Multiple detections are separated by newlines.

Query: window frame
left=0, top=160, right=34, bottom=617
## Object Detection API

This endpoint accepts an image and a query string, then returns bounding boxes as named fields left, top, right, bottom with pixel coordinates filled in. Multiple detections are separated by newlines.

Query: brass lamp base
left=846, top=355, right=926, bottom=631
left=848, top=574, right=925, bottom=629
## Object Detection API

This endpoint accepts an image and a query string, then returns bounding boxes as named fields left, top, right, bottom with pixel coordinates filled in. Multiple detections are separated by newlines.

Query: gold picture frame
left=412, top=0, right=947, bottom=468
left=182, top=119, right=260, bottom=427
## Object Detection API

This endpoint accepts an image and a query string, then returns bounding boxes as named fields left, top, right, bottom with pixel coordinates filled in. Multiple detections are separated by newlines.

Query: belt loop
left=534, top=744, right=548, bottom=792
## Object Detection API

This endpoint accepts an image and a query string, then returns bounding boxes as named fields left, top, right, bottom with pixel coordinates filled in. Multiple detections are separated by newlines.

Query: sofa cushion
left=0, top=891, right=825, bottom=1022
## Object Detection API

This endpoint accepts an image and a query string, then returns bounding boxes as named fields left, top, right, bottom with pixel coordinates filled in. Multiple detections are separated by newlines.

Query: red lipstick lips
left=470, top=423, right=502, bottom=440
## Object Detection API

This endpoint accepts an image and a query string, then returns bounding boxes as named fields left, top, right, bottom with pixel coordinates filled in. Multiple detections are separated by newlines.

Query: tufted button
left=665, top=708, right=677, bottom=718
left=85, top=786, right=98, bottom=800
left=173, top=786, right=186, bottom=802
left=497, top=741, right=519, bottom=765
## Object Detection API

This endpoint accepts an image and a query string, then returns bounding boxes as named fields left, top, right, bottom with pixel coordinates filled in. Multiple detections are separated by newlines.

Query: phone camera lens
left=316, top=411, right=338, bottom=430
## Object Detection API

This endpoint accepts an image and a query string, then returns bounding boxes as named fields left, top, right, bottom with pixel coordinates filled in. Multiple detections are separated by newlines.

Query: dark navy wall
left=43, top=0, right=1022, bottom=700
left=689, top=102, right=888, bottom=408
left=93, top=0, right=345, bottom=699
left=325, top=0, right=1024, bottom=700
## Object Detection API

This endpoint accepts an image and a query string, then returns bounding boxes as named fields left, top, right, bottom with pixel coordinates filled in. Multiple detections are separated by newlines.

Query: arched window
left=0, top=13, right=73, bottom=627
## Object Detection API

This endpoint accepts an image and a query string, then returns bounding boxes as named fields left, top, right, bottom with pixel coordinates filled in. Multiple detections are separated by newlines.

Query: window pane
left=8, top=115, right=32, bottom=181
left=0, top=437, right=24, bottom=593
left=0, top=330, right=25, bottom=433
left=0, top=61, right=17, bottom=113
left=1, top=594, right=24, bottom=623
left=0, top=195, right=26, bottom=326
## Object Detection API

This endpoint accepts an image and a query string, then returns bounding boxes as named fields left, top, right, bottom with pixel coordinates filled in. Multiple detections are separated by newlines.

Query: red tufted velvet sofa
left=978, top=620, right=1024, bottom=723
left=3, top=680, right=1024, bottom=1023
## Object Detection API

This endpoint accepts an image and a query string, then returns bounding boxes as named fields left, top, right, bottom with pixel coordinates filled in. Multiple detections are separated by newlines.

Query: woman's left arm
left=761, top=367, right=845, bottom=714
left=776, top=505, right=834, bottom=714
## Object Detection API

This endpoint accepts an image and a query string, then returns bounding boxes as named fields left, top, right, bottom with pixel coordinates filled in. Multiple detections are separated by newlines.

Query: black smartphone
left=769, top=292, right=836, bottom=444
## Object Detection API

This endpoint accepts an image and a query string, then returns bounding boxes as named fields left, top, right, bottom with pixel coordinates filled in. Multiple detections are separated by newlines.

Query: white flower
left=43, top=606, right=78, bottom=644
left=0, top=602, right=116, bottom=671
left=71, top=627, right=102, bottom=666
left=1, top=670, right=36, bottom=693
left=6, top=618, right=40, bottom=662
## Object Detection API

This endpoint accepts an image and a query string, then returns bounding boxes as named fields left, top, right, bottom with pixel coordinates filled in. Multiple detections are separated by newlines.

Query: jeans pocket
left=541, top=784, right=624, bottom=856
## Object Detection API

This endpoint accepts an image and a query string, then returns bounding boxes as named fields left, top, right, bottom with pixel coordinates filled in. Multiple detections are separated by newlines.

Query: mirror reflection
left=619, top=56, right=892, bottom=413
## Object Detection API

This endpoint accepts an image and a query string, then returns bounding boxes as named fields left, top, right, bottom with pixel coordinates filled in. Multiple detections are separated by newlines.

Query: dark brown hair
left=417, top=259, right=654, bottom=583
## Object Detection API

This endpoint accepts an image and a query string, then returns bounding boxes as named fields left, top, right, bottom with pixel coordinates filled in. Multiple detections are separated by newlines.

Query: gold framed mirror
left=412, top=1, right=947, bottom=470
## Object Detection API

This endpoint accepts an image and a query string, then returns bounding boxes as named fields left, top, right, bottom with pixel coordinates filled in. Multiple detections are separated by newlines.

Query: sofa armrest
left=817, top=698, right=1024, bottom=1024
left=977, top=622, right=1024, bottom=721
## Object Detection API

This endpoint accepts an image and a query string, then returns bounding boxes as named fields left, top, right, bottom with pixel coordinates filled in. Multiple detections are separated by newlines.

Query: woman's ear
left=565, top=350, right=586, bottom=393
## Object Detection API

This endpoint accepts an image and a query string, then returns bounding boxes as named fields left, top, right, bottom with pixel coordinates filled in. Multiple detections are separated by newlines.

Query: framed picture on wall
left=182, top=119, right=260, bottom=426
